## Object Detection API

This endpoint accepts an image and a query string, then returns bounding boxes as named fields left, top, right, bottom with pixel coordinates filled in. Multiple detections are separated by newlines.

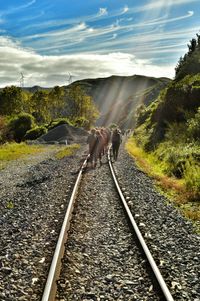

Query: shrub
left=165, top=148, right=186, bottom=178
left=143, top=75, right=200, bottom=149
left=24, top=126, right=47, bottom=140
left=73, top=117, right=89, bottom=129
left=0, top=116, right=8, bottom=144
left=184, top=158, right=200, bottom=200
left=48, top=118, right=72, bottom=130
left=187, top=107, right=200, bottom=140
left=109, top=123, right=118, bottom=129
left=8, top=113, right=35, bottom=142
left=153, top=139, right=200, bottom=178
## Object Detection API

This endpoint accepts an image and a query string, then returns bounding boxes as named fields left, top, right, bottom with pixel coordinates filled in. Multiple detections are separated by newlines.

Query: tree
left=66, top=85, right=85, bottom=118
left=175, top=56, right=184, bottom=77
left=196, top=34, right=200, bottom=50
left=82, top=94, right=99, bottom=128
left=0, top=115, right=8, bottom=143
left=8, top=113, right=35, bottom=142
left=48, top=86, right=65, bottom=119
left=175, top=33, right=200, bottom=79
left=0, top=86, right=24, bottom=115
left=65, top=85, right=99, bottom=127
left=30, top=90, right=50, bottom=123
left=187, top=38, right=197, bottom=55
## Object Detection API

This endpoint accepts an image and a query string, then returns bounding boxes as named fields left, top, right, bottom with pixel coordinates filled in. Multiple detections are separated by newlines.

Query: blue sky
left=0, top=0, right=200, bottom=87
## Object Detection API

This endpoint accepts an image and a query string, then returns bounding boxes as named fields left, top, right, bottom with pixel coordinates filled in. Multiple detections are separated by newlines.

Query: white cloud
left=22, top=22, right=87, bottom=41
left=0, top=0, right=36, bottom=17
left=21, top=21, right=121, bottom=52
left=122, top=6, right=129, bottom=14
left=98, top=8, right=108, bottom=16
left=133, top=0, right=198, bottom=12
left=21, top=4, right=128, bottom=33
left=20, top=10, right=194, bottom=55
left=141, top=10, right=194, bottom=26
left=0, top=36, right=174, bottom=87
left=17, top=0, right=36, bottom=10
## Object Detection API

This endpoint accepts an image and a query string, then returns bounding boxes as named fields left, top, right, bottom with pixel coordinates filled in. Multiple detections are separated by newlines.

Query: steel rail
left=108, top=149, right=174, bottom=301
left=41, top=155, right=89, bottom=301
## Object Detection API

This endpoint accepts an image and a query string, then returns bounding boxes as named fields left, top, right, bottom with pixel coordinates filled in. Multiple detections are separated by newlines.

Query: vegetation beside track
left=55, top=144, right=80, bottom=159
left=0, top=142, right=80, bottom=170
left=126, top=137, right=200, bottom=230
left=128, top=34, right=200, bottom=231
left=0, top=142, right=47, bottom=169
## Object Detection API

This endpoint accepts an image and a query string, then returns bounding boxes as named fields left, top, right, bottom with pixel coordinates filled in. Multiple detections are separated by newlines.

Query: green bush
left=48, top=118, right=72, bottom=130
left=165, top=149, right=186, bottom=178
left=24, top=126, right=47, bottom=140
left=153, top=139, right=200, bottom=178
left=0, top=116, right=8, bottom=144
left=109, top=123, right=118, bottom=129
left=184, top=158, right=200, bottom=199
left=73, top=117, right=89, bottom=129
left=8, top=113, right=35, bottom=142
left=142, top=75, right=200, bottom=149
left=187, top=107, right=200, bottom=140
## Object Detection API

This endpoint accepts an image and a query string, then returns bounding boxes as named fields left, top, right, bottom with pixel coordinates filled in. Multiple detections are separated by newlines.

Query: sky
left=0, top=0, right=200, bottom=87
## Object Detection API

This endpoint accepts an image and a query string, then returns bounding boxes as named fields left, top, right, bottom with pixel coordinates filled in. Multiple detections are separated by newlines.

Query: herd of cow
left=87, top=127, right=122, bottom=168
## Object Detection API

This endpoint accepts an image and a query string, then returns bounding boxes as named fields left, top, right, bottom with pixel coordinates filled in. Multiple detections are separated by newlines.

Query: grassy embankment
left=0, top=142, right=80, bottom=169
left=55, top=144, right=80, bottom=159
left=126, top=137, right=200, bottom=229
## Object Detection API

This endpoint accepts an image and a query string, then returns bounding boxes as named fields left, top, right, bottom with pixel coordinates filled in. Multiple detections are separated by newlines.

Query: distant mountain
left=5, top=75, right=170, bottom=129
left=69, top=75, right=171, bottom=128
left=23, top=86, right=51, bottom=93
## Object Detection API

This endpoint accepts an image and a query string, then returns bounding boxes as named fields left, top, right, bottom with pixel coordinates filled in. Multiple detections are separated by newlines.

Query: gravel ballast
left=115, top=143, right=200, bottom=301
left=0, top=145, right=86, bottom=301
left=0, top=140, right=199, bottom=301
left=56, top=161, right=161, bottom=301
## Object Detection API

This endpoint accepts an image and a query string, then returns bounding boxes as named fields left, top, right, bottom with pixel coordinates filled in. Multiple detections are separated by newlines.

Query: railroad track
left=41, top=149, right=174, bottom=301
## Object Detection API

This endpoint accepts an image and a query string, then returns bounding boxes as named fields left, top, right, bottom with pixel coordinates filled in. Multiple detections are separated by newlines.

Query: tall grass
left=184, top=159, right=200, bottom=200
left=0, top=143, right=45, bottom=161
left=55, top=144, right=80, bottom=159
left=126, top=137, right=200, bottom=225
left=0, top=142, right=81, bottom=170
left=126, top=137, right=184, bottom=193
left=0, top=142, right=48, bottom=170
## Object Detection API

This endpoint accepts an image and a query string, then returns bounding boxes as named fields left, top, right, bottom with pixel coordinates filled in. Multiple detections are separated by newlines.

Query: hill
left=68, top=75, right=170, bottom=128
left=23, top=86, right=51, bottom=93
left=175, top=35, right=200, bottom=80
left=0, top=75, right=170, bottom=131
left=132, top=33, right=200, bottom=202
left=1, top=75, right=170, bottom=129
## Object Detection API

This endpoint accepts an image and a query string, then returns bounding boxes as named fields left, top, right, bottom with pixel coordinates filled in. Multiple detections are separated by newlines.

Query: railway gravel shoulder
left=114, top=144, right=200, bottom=301
left=0, top=145, right=87, bottom=301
